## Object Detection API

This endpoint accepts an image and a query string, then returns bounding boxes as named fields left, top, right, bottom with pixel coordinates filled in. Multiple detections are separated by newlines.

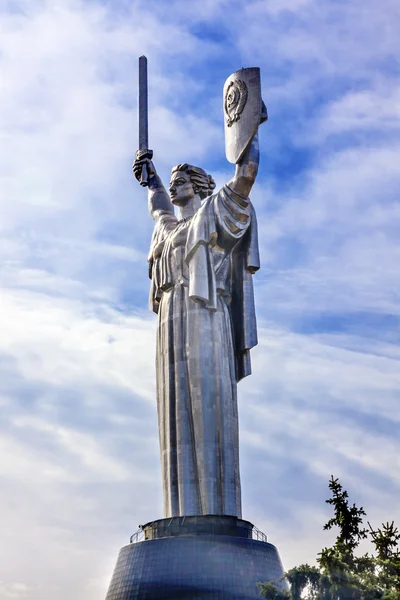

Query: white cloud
left=0, top=282, right=161, bottom=599
left=239, top=324, right=400, bottom=566
left=0, top=582, right=30, bottom=599
left=313, top=86, right=400, bottom=139
left=251, top=138, right=400, bottom=325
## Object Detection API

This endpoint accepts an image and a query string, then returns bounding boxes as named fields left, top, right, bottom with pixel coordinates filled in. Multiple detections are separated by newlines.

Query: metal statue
left=133, top=58, right=267, bottom=519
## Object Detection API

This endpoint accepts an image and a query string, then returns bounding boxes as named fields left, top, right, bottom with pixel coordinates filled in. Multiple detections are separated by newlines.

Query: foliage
left=258, top=476, right=400, bottom=600
left=285, top=564, right=321, bottom=600
left=258, top=581, right=290, bottom=599
left=322, top=475, right=368, bottom=557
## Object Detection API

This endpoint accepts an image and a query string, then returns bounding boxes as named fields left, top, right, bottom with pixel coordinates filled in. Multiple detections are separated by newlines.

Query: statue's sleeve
left=185, top=184, right=259, bottom=307
left=215, top=185, right=260, bottom=380
left=185, top=187, right=260, bottom=380
left=214, top=185, right=252, bottom=250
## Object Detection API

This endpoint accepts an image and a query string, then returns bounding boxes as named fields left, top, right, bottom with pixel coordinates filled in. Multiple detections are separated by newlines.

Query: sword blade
left=138, top=55, right=148, bottom=150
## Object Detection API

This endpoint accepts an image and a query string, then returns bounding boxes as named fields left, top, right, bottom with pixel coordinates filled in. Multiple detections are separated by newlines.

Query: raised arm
left=226, top=100, right=267, bottom=199
left=133, top=155, right=174, bottom=220
left=227, top=133, right=259, bottom=199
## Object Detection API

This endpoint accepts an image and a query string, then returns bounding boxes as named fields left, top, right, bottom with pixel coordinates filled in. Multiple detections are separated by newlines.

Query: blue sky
left=1, top=0, right=400, bottom=597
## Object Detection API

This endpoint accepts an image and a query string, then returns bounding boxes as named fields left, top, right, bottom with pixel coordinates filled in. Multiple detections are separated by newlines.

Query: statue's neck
left=178, top=196, right=201, bottom=220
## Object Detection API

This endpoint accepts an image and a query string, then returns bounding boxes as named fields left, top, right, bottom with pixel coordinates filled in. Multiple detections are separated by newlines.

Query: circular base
left=142, top=515, right=254, bottom=540
left=105, top=533, right=287, bottom=600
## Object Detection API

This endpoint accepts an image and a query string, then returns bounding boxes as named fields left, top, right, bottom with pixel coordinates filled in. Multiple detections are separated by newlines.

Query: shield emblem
left=224, top=67, right=262, bottom=164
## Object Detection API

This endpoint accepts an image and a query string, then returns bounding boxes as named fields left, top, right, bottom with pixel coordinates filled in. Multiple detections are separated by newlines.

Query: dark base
left=105, top=516, right=287, bottom=600
left=141, top=515, right=254, bottom=540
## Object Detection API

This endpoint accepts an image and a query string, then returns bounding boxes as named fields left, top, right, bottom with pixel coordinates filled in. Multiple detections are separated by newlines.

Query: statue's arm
left=227, top=100, right=267, bottom=198
left=133, top=156, right=174, bottom=220
left=147, top=172, right=174, bottom=220
left=227, top=133, right=259, bottom=200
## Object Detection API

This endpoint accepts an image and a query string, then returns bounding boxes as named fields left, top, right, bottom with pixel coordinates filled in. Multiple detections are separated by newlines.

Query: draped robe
left=148, top=184, right=260, bottom=518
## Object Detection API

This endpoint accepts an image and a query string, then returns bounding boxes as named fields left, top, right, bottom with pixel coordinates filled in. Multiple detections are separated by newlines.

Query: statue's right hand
left=133, top=150, right=155, bottom=185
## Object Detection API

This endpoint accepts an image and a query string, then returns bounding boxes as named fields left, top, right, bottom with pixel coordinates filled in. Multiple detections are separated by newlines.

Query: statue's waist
left=160, top=280, right=231, bottom=301
left=161, top=279, right=189, bottom=291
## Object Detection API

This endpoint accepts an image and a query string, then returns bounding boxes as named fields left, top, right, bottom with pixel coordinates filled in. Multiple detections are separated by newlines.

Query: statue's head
left=169, top=164, right=216, bottom=206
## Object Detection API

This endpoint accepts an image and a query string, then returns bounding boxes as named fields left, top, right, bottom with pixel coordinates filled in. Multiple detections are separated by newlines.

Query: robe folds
left=148, top=184, right=260, bottom=518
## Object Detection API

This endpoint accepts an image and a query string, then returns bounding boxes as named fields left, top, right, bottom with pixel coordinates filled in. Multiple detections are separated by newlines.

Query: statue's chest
left=165, top=221, right=191, bottom=282
left=169, top=219, right=190, bottom=248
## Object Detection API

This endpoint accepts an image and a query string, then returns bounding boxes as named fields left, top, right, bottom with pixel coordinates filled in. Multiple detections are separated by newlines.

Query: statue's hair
left=171, top=163, right=216, bottom=200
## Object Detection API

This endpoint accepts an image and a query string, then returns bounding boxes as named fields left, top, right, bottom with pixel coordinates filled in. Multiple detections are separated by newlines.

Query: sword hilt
left=135, top=148, right=153, bottom=187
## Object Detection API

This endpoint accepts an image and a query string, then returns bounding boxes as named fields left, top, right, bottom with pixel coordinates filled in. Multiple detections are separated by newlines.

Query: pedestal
left=105, top=516, right=287, bottom=600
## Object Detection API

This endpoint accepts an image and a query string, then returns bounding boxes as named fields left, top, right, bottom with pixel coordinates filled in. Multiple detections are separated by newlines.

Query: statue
left=133, top=62, right=267, bottom=520
left=104, top=63, right=288, bottom=600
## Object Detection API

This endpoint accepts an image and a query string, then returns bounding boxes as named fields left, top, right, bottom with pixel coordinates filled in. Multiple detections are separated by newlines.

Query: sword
left=136, top=55, right=153, bottom=187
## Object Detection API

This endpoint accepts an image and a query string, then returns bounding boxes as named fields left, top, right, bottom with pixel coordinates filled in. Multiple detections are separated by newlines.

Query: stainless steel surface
left=137, top=56, right=152, bottom=186
left=133, top=68, right=267, bottom=519
left=129, top=528, right=145, bottom=544
left=224, top=67, right=262, bottom=164
left=138, top=55, right=148, bottom=150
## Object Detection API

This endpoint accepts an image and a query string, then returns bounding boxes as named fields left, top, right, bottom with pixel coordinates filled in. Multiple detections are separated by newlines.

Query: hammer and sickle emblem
left=224, top=79, right=248, bottom=127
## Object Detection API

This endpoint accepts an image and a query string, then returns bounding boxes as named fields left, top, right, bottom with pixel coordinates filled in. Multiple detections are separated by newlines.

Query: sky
left=0, top=0, right=400, bottom=597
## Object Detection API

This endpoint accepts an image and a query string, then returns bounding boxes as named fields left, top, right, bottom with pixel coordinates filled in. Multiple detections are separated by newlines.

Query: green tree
left=285, top=565, right=320, bottom=600
left=258, top=477, right=400, bottom=600
left=368, top=521, right=400, bottom=599
left=258, top=581, right=290, bottom=600
left=321, top=475, right=368, bottom=561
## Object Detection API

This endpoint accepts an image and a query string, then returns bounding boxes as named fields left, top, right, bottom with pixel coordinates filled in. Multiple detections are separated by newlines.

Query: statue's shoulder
left=196, top=192, right=217, bottom=217
left=195, top=185, right=243, bottom=223
left=199, top=186, right=225, bottom=209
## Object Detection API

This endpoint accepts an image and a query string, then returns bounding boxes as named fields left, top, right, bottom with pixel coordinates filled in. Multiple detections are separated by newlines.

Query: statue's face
left=169, top=171, right=195, bottom=206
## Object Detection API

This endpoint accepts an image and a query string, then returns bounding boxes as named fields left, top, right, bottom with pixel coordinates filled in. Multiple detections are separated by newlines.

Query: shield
left=224, top=67, right=262, bottom=164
